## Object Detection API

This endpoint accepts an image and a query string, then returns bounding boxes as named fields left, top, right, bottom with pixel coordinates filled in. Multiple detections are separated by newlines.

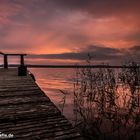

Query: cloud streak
left=27, top=45, right=139, bottom=64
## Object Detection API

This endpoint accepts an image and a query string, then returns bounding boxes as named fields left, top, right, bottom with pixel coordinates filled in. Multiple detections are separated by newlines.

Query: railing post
left=18, top=54, right=27, bottom=76
left=4, top=54, right=8, bottom=69
left=20, top=55, right=24, bottom=66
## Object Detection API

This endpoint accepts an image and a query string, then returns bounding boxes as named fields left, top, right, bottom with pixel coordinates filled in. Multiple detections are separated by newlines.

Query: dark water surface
left=29, top=68, right=75, bottom=121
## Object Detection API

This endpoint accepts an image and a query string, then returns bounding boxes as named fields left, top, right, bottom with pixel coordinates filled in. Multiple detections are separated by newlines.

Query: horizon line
left=0, top=64, right=140, bottom=69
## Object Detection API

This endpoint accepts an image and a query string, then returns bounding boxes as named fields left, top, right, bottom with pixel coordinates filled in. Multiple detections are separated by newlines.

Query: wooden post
left=18, top=54, right=27, bottom=76
left=20, top=55, right=24, bottom=66
left=4, top=54, right=8, bottom=69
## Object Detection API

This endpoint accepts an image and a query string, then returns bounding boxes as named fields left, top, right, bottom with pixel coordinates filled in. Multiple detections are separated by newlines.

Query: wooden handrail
left=0, top=52, right=4, bottom=55
left=0, top=52, right=26, bottom=56
left=4, top=54, right=26, bottom=56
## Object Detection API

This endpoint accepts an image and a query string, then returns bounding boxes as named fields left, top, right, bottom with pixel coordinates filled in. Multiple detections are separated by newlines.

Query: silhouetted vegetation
left=71, top=61, right=140, bottom=140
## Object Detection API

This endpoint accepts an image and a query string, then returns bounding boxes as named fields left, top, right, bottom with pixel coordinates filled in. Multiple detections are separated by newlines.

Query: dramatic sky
left=0, top=0, right=140, bottom=64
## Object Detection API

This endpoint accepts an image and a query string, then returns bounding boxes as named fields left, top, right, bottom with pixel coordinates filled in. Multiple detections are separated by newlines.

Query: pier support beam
left=18, top=54, right=27, bottom=76
left=20, top=55, right=25, bottom=66
left=4, top=54, right=8, bottom=69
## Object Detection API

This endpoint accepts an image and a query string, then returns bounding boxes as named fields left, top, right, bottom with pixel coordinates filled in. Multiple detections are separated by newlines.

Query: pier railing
left=0, top=52, right=27, bottom=76
left=0, top=52, right=26, bottom=69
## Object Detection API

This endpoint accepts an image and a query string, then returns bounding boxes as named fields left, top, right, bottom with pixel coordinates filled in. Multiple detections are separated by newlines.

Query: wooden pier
left=0, top=68, right=84, bottom=140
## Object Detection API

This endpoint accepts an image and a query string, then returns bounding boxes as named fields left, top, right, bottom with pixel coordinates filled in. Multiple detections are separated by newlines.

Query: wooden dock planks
left=0, top=69, right=84, bottom=140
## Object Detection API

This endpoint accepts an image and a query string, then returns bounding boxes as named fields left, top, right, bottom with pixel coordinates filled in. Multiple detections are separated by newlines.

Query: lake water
left=29, top=68, right=76, bottom=121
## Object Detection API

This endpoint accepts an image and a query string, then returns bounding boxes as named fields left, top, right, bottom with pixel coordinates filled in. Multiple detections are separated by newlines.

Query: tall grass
left=73, top=61, right=140, bottom=140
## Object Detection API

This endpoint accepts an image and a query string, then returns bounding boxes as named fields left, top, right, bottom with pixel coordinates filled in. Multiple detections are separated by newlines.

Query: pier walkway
left=0, top=69, right=84, bottom=140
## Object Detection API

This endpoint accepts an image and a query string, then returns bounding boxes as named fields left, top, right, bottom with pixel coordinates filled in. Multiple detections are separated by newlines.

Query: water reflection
left=29, top=68, right=75, bottom=120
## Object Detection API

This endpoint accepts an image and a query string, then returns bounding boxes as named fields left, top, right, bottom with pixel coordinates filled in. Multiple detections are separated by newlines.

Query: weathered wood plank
left=0, top=116, right=66, bottom=129
left=0, top=90, right=45, bottom=97
left=0, top=87, right=40, bottom=92
left=0, top=96, right=50, bottom=105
